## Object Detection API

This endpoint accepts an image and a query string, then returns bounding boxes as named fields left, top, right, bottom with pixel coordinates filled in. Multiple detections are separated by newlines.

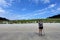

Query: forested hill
left=0, top=17, right=9, bottom=21
left=48, top=14, right=60, bottom=18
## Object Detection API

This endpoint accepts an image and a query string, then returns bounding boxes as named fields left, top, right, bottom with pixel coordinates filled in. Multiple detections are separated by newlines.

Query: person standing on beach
left=38, top=20, right=43, bottom=36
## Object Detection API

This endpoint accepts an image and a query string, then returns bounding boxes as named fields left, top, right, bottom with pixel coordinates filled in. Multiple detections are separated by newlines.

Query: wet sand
left=0, top=23, right=60, bottom=40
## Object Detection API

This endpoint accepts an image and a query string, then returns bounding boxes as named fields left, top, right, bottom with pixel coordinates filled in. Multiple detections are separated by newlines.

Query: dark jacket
left=38, top=22, right=43, bottom=27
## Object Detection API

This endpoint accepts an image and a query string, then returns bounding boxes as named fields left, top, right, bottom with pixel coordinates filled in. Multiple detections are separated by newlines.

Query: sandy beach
left=0, top=23, right=60, bottom=40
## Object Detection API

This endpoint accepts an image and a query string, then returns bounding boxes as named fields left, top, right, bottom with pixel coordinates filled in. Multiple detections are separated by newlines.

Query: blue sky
left=0, top=0, right=60, bottom=20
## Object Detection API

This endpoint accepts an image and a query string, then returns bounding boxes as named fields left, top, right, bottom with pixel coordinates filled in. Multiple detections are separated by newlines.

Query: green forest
left=0, top=14, right=60, bottom=24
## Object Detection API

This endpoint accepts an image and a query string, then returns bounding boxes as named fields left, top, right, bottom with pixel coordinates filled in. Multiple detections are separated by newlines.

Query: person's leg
left=39, top=29, right=42, bottom=36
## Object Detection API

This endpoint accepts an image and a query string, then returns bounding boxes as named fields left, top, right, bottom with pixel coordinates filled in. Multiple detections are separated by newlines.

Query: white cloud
left=0, top=7, right=9, bottom=19
left=0, top=0, right=9, bottom=7
left=29, top=0, right=50, bottom=4
left=4, top=6, right=59, bottom=20
left=25, top=4, right=57, bottom=18
left=50, top=7, right=60, bottom=14
left=57, top=8, right=60, bottom=11
left=49, top=4, right=56, bottom=8
left=0, top=7, right=5, bottom=13
left=41, top=0, right=50, bottom=3
left=0, top=7, right=13, bottom=19
left=11, top=15, right=30, bottom=20
left=0, top=0, right=14, bottom=7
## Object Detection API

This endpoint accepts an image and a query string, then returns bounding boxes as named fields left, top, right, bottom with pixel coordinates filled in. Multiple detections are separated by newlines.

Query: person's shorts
left=39, top=27, right=43, bottom=29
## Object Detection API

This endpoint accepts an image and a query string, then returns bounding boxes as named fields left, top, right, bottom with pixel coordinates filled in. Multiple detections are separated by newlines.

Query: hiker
left=38, top=20, right=43, bottom=36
